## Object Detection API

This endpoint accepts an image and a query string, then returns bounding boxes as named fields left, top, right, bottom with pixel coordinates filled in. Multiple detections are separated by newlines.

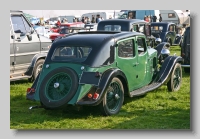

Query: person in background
left=152, top=15, right=157, bottom=22
left=86, top=17, right=91, bottom=24
left=148, top=15, right=151, bottom=22
left=96, top=14, right=102, bottom=23
left=91, top=15, right=96, bottom=23
left=100, top=17, right=104, bottom=20
left=145, top=16, right=149, bottom=22
left=56, top=19, right=61, bottom=26
left=63, top=18, right=68, bottom=23
left=159, top=14, right=162, bottom=22
left=96, top=15, right=98, bottom=23
left=82, top=16, right=85, bottom=23
left=144, top=15, right=146, bottom=21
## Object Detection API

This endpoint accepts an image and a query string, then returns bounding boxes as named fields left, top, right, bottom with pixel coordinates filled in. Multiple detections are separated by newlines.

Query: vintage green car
left=26, top=31, right=183, bottom=116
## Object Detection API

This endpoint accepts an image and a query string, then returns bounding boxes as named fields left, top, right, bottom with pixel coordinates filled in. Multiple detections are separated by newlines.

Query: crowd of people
left=81, top=14, right=104, bottom=24
left=143, top=14, right=162, bottom=22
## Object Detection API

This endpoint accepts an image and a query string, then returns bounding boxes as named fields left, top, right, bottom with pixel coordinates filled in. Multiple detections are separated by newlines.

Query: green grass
left=10, top=46, right=190, bottom=129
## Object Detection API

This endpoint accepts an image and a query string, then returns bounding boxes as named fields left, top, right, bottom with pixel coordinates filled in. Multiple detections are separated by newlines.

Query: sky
left=22, top=10, right=121, bottom=18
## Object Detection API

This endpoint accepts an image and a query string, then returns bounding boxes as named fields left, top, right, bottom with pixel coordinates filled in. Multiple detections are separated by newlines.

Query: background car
left=181, top=26, right=190, bottom=73
left=151, top=22, right=183, bottom=47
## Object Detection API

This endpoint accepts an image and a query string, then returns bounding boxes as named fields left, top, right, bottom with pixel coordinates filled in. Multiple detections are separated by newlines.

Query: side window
left=137, top=37, right=146, bottom=54
left=169, top=25, right=174, bottom=32
left=22, top=16, right=31, bottom=33
left=118, top=39, right=135, bottom=58
left=11, top=15, right=26, bottom=35
left=132, top=24, right=138, bottom=32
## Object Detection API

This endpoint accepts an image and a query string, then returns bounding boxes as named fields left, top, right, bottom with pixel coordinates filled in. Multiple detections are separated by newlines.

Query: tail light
left=27, top=88, right=35, bottom=93
left=87, top=93, right=93, bottom=98
left=93, top=93, right=99, bottom=100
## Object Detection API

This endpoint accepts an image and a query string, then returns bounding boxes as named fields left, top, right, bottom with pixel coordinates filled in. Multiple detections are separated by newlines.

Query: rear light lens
left=27, top=88, right=31, bottom=92
left=87, top=93, right=93, bottom=98
left=27, top=88, right=35, bottom=93
left=93, top=93, right=99, bottom=100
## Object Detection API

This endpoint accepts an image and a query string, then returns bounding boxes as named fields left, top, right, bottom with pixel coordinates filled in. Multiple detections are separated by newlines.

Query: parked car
left=150, top=22, right=183, bottom=47
left=33, top=25, right=54, bottom=39
left=10, top=10, right=52, bottom=82
left=26, top=31, right=183, bottom=116
left=97, top=19, right=157, bottom=48
left=181, top=26, right=190, bottom=73
left=50, top=27, right=88, bottom=42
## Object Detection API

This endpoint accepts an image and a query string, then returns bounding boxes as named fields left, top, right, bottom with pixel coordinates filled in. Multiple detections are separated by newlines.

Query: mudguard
left=174, top=36, right=182, bottom=45
left=24, top=53, right=47, bottom=76
left=156, top=55, right=183, bottom=83
left=76, top=68, right=128, bottom=106
left=26, top=73, right=40, bottom=100
left=154, top=42, right=170, bottom=58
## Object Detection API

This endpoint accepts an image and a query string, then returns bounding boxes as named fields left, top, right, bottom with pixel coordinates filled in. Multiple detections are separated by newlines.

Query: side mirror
left=27, top=33, right=32, bottom=41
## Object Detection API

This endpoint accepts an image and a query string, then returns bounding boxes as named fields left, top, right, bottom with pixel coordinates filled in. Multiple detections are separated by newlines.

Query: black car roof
left=53, top=31, right=144, bottom=47
left=47, top=31, right=145, bottom=67
left=151, top=22, right=175, bottom=25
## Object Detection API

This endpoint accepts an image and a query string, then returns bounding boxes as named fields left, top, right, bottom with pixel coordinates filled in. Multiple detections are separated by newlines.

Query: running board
left=130, top=82, right=162, bottom=97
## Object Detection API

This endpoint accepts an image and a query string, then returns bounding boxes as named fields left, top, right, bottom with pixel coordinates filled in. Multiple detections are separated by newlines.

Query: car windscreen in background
left=52, top=46, right=92, bottom=62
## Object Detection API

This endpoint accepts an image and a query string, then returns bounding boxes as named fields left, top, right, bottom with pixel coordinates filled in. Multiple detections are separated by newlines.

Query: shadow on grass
left=102, top=108, right=190, bottom=129
left=10, top=79, right=31, bottom=85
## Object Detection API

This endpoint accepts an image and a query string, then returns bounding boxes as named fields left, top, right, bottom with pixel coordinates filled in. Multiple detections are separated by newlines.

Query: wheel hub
left=115, top=94, right=120, bottom=100
left=54, top=82, right=59, bottom=88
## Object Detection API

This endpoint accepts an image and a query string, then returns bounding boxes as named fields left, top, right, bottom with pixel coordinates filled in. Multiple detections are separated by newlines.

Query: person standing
left=159, top=14, right=162, bottom=22
left=96, top=14, right=102, bottom=23
left=91, top=15, right=96, bottom=23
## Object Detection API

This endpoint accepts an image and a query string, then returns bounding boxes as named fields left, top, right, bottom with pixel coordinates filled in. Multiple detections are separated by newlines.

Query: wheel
left=184, top=67, right=190, bottom=73
left=39, top=67, right=78, bottom=109
left=28, top=59, right=45, bottom=82
left=99, top=77, right=124, bottom=116
left=167, top=63, right=182, bottom=92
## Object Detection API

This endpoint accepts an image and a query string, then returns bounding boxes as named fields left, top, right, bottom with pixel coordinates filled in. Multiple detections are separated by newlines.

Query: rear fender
left=76, top=68, right=129, bottom=106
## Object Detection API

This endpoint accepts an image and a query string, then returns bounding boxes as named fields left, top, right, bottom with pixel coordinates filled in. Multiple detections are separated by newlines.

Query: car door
left=10, top=19, right=15, bottom=75
left=116, top=37, right=141, bottom=91
left=11, top=14, right=40, bottom=74
left=135, top=36, right=149, bottom=88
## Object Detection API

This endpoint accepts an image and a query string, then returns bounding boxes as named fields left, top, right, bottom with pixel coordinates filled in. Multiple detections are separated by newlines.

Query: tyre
left=167, top=63, right=182, bottom=92
left=28, top=59, right=45, bottom=82
left=39, top=67, right=78, bottom=109
left=99, top=77, right=124, bottom=116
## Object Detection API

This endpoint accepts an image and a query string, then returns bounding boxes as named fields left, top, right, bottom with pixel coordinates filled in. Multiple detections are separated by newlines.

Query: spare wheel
left=39, top=67, right=78, bottom=109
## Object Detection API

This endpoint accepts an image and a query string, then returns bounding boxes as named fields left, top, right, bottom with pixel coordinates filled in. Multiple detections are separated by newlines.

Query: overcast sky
left=22, top=10, right=121, bottom=18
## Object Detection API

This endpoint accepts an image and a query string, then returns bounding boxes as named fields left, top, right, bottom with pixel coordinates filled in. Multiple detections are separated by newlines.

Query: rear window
left=104, top=25, right=121, bottom=31
left=52, top=46, right=92, bottom=62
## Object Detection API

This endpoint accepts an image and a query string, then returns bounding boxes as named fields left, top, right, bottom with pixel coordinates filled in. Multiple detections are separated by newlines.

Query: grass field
left=10, top=46, right=190, bottom=129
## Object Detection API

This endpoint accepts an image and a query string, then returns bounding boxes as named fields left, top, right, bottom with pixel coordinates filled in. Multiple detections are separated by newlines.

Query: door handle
left=133, top=62, right=139, bottom=66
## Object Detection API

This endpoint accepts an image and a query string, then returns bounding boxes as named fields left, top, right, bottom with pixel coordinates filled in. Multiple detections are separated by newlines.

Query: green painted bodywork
left=34, top=35, right=157, bottom=105
left=34, top=62, right=116, bottom=104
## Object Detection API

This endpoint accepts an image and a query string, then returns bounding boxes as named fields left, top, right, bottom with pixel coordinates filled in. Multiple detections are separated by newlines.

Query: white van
left=81, top=12, right=117, bottom=21
left=119, top=10, right=160, bottom=22
left=159, top=10, right=190, bottom=25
